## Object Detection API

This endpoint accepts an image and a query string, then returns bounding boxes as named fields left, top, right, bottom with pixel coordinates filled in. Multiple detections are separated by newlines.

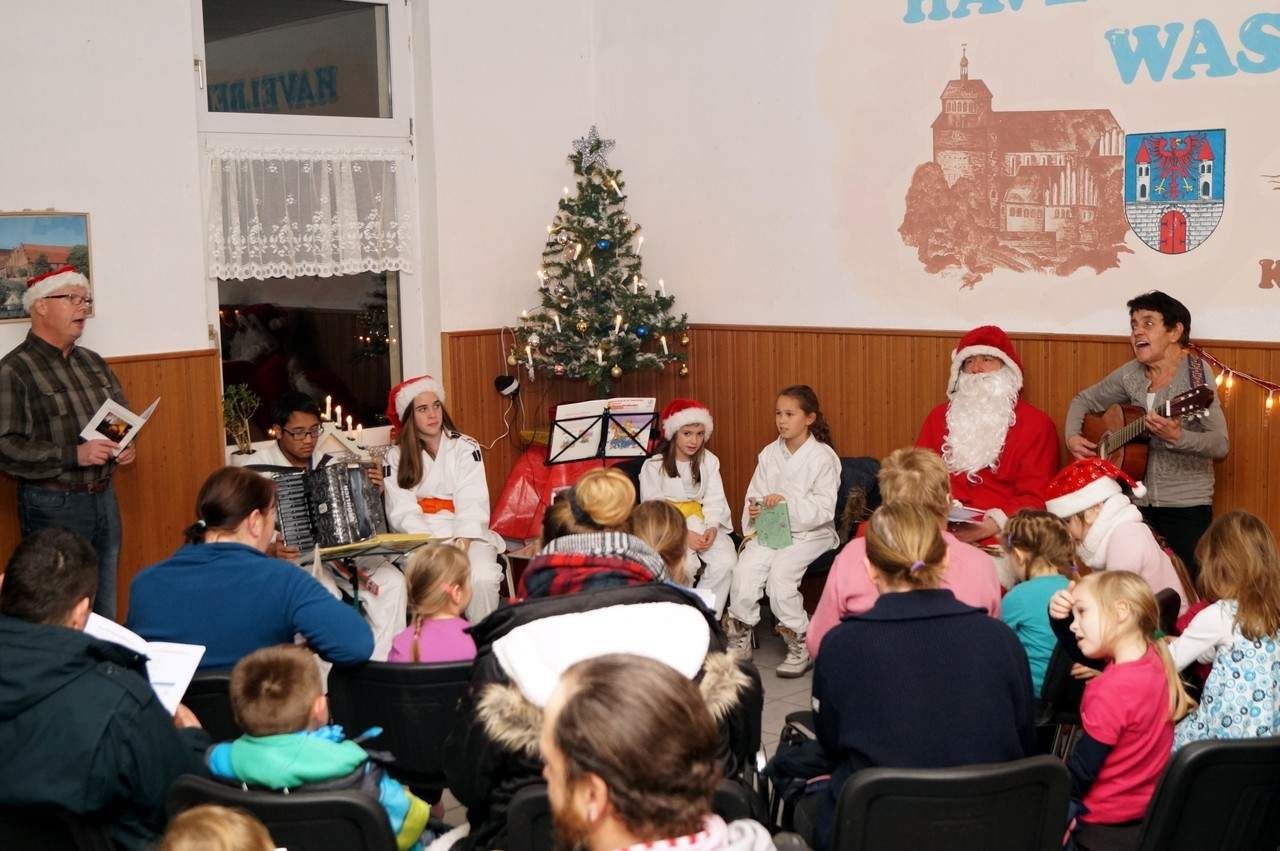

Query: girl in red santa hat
left=382, top=375, right=505, bottom=622
left=1045, top=458, right=1195, bottom=616
left=639, top=399, right=736, bottom=616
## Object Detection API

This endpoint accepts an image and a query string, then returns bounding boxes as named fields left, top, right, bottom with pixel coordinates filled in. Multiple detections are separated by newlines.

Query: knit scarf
left=520, top=532, right=668, bottom=599
left=1077, top=492, right=1145, bottom=569
left=538, top=532, right=668, bottom=580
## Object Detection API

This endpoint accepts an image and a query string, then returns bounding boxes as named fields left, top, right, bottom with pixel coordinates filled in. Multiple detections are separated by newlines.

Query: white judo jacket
left=384, top=432, right=501, bottom=548
left=741, top=435, right=840, bottom=544
left=639, top=450, right=734, bottom=534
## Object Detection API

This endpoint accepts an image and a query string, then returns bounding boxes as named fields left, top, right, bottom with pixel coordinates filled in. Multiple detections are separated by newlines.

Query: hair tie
left=566, top=490, right=591, bottom=525
left=910, top=560, right=925, bottom=573
left=195, top=519, right=207, bottom=529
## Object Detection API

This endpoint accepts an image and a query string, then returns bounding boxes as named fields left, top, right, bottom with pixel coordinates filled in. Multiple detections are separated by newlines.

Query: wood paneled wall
left=0, top=348, right=226, bottom=618
left=443, top=325, right=1280, bottom=534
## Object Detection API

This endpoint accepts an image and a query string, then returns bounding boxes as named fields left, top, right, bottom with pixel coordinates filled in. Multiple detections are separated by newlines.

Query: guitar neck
left=1102, top=414, right=1149, bottom=455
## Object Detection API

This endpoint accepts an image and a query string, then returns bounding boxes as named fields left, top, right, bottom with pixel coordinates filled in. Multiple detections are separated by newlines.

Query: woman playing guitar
left=1064, top=291, right=1228, bottom=578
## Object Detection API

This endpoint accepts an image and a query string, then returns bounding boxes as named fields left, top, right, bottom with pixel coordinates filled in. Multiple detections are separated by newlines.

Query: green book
left=755, top=502, right=793, bottom=550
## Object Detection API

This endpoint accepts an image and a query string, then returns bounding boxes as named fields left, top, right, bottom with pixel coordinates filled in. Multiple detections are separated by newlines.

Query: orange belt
left=417, top=497, right=456, bottom=514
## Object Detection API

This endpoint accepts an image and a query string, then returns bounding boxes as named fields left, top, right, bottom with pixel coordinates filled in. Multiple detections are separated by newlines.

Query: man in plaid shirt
left=0, top=267, right=136, bottom=619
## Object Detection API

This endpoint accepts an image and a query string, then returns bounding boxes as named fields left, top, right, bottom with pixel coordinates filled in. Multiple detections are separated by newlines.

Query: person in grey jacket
left=1064, top=291, right=1228, bottom=576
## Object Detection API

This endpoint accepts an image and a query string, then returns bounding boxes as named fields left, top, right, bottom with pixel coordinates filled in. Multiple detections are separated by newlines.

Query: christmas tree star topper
left=573, top=125, right=615, bottom=170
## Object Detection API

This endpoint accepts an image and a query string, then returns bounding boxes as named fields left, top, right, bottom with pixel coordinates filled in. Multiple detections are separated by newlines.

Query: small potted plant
left=222, top=384, right=261, bottom=456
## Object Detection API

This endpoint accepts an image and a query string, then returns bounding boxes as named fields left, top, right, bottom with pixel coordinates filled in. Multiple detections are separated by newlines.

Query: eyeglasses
left=281, top=425, right=324, bottom=439
left=44, top=293, right=94, bottom=307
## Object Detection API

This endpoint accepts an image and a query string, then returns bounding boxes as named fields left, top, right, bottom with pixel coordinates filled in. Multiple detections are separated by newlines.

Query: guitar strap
left=1187, top=352, right=1206, bottom=389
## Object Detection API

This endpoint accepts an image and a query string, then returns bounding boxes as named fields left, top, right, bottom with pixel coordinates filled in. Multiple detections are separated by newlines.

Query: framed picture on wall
left=0, top=211, right=93, bottom=323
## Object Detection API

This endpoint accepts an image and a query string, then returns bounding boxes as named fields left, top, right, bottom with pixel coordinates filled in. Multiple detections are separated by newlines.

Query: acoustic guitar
left=1080, top=385, right=1216, bottom=480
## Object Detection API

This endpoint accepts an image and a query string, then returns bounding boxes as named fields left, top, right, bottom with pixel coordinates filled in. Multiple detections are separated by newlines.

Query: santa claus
left=916, top=325, right=1060, bottom=544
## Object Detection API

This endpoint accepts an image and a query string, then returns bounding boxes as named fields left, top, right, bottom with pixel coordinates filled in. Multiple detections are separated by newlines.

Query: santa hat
left=386, top=374, right=446, bottom=428
left=660, top=398, right=714, bottom=441
left=1044, top=457, right=1147, bottom=519
left=947, top=325, right=1024, bottom=397
left=24, top=267, right=88, bottom=311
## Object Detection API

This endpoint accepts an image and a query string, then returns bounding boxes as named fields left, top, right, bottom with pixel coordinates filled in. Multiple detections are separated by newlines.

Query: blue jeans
left=17, top=482, right=122, bottom=620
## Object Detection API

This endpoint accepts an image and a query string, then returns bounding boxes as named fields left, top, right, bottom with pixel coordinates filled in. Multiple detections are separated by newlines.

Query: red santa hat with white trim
left=1044, top=457, right=1146, bottom=519
left=660, top=398, right=714, bottom=441
left=386, top=374, right=446, bottom=429
left=947, top=325, right=1024, bottom=398
left=24, top=266, right=89, bottom=312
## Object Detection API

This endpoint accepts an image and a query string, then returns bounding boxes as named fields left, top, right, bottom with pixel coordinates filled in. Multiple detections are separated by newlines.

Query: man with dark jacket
left=0, top=528, right=209, bottom=850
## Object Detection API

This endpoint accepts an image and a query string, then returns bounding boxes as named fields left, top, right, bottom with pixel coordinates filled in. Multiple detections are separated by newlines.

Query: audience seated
left=0, top=528, right=209, bottom=851
left=389, top=542, right=478, bottom=664
left=127, top=466, right=373, bottom=669
left=157, top=804, right=274, bottom=851
left=539, top=654, right=775, bottom=851
left=518, top=468, right=669, bottom=597
left=806, top=447, right=1002, bottom=658
left=206, top=644, right=429, bottom=849
left=808, top=503, right=1034, bottom=849
left=1048, top=571, right=1196, bottom=850
left=1171, top=511, right=1280, bottom=749
left=443, top=468, right=761, bottom=849
left=631, top=498, right=694, bottom=586
left=999, top=510, right=1076, bottom=695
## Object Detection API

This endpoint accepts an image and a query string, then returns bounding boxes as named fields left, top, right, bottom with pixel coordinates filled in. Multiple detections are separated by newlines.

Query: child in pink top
left=1048, top=571, right=1196, bottom=846
left=388, top=543, right=477, bottom=664
left=807, top=448, right=1002, bottom=658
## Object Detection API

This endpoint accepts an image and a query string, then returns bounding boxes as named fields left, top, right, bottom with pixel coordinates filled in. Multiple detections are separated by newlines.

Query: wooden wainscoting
left=443, top=325, right=1280, bottom=534
left=0, top=348, right=225, bottom=618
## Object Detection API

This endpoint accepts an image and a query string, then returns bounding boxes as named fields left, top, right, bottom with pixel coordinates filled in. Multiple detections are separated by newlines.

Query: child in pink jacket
left=808, top=448, right=1002, bottom=657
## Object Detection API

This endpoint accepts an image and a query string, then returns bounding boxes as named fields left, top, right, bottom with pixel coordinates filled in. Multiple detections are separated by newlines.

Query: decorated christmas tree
left=512, top=126, right=688, bottom=394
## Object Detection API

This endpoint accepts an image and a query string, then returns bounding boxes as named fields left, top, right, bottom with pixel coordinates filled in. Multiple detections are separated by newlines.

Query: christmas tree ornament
left=572, top=125, right=616, bottom=169
left=576, top=319, right=589, bottom=333
left=680, top=333, right=691, bottom=346
left=679, top=364, right=689, bottom=377
left=556, top=232, right=569, bottom=244
left=528, top=333, right=541, bottom=346
left=635, top=325, right=649, bottom=338
left=507, top=352, right=518, bottom=366
left=595, top=238, right=612, bottom=251
left=611, top=365, right=623, bottom=379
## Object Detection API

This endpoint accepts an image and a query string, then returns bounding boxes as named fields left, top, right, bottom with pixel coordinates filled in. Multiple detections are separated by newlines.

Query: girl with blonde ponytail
left=1048, top=570, right=1195, bottom=847
left=808, top=502, right=1034, bottom=848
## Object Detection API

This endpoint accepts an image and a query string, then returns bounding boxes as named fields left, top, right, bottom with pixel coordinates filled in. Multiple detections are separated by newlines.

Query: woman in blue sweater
left=809, top=502, right=1034, bottom=849
left=127, top=466, right=373, bottom=669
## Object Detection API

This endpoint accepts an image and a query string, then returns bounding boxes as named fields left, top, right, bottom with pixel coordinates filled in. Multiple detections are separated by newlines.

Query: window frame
left=191, top=0, right=412, bottom=138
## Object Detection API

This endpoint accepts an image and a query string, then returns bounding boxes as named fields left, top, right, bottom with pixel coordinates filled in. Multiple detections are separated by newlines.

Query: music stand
left=546, top=398, right=657, bottom=465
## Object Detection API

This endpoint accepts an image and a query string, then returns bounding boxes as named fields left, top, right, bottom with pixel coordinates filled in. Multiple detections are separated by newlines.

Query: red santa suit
left=915, top=326, right=1060, bottom=530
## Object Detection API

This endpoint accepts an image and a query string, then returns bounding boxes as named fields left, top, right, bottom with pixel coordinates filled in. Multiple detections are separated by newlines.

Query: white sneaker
left=777, top=629, right=812, bottom=678
left=723, top=617, right=754, bottom=659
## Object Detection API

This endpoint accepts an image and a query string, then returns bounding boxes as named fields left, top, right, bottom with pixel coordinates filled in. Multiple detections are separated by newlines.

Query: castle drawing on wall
left=899, top=48, right=1129, bottom=287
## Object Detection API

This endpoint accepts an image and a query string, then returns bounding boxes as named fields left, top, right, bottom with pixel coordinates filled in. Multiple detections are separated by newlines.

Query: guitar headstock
left=1164, top=385, right=1216, bottom=420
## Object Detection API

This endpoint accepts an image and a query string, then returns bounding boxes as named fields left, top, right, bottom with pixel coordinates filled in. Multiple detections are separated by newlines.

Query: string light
left=1190, top=344, right=1280, bottom=413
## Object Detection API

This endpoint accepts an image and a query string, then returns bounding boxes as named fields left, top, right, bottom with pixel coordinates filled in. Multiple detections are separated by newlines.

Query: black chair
left=326, top=660, right=473, bottom=801
left=1135, top=736, right=1280, bottom=851
left=800, top=457, right=881, bottom=614
left=182, top=668, right=242, bottom=741
left=1155, top=587, right=1180, bottom=637
left=505, top=779, right=770, bottom=851
left=168, top=773, right=397, bottom=851
left=0, top=808, right=115, bottom=851
left=828, top=755, right=1069, bottom=851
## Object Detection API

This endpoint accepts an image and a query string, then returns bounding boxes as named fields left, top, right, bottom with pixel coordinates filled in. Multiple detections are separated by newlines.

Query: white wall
left=0, top=1, right=208, bottom=358
left=423, top=0, right=1280, bottom=343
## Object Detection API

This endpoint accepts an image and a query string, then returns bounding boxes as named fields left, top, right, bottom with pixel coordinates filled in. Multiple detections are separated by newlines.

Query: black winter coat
left=0, top=616, right=210, bottom=850
left=443, top=583, right=763, bottom=850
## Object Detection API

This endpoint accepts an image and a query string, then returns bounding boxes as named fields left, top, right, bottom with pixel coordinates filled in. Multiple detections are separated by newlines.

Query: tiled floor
left=436, top=624, right=811, bottom=827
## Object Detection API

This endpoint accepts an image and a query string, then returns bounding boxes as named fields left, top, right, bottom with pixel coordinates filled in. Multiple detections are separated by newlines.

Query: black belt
left=26, top=478, right=110, bottom=494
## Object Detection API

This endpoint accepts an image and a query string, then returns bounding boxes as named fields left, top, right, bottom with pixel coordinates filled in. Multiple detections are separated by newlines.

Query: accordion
left=251, top=462, right=387, bottom=551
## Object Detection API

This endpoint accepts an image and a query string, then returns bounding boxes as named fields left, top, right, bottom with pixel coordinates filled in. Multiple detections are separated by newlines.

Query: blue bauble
left=635, top=324, right=650, bottom=338
left=595, top=238, right=612, bottom=251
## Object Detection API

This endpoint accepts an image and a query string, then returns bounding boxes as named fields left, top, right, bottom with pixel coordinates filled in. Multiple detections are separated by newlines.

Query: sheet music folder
left=546, top=398, right=657, bottom=465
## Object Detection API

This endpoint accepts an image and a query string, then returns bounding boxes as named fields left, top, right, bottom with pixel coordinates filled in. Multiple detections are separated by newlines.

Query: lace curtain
left=207, top=146, right=414, bottom=280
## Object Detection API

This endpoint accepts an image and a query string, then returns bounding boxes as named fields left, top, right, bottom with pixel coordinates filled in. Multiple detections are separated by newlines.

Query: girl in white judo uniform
left=382, top=375, right=505, bottom=622
left=638, top=398, right=736, bottom=616
left=724, top=385, right=840, bottom=677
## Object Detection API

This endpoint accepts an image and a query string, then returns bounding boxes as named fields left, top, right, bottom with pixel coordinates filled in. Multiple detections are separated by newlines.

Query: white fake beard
left=942, top=368, right=1020, bottom=480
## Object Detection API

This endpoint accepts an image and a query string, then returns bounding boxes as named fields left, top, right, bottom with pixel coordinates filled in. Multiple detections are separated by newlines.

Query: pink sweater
left=807, top=531, right=1003, bottom=657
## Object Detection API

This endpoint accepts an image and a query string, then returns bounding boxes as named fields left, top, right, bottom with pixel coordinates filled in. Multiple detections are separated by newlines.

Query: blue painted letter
left=1106, top=23, right=1184, bottom=84
left=1172, top=19, right=1238, bottom=79
left=1238, top=13, right=1280, bottom=74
